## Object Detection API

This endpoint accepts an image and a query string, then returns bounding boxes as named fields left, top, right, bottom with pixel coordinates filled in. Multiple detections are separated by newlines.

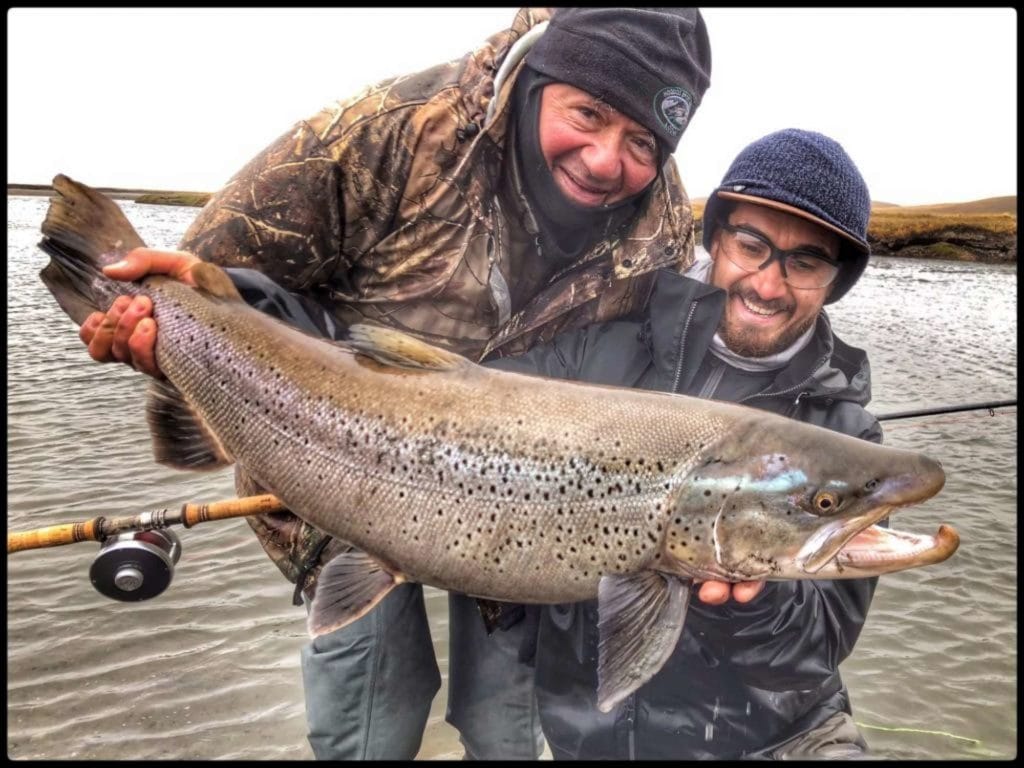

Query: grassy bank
left=7, top=184, right=211, bottom=206
left=692, top=198, right=1017, bottom=265
left=134, top=191, right=212, bottom=206
left=866, top=209, right=1015, bottom=238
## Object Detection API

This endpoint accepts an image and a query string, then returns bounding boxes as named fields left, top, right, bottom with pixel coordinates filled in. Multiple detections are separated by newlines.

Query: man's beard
left=718, top=287, right=816, bottom=358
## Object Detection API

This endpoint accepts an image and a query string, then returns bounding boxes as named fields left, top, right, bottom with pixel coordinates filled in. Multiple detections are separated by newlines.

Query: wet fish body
left=38, top=175, right=958, bottom=711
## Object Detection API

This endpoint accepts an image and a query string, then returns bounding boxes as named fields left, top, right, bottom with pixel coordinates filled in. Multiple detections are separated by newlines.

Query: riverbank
left=8, top=184, right=210, bottom=207
left=10, top=185, right=1017, bottom=264
left=693, top=198, right=1017, bottom=266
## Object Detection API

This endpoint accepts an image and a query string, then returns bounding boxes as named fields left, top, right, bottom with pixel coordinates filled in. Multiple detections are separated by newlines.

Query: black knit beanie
left=703, top=129, right=872, bottom=304
left=525, top=7, right=712, bottom=154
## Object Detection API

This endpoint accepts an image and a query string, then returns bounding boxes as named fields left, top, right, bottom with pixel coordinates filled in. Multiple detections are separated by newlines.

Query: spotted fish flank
left=38, top=175, right=958, bottom=713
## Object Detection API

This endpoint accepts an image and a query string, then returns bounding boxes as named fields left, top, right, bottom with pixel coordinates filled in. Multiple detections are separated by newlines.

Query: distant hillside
left=886, top=196, right=1017, bottom=215
left=690, top=195, right=1016, bottom=217
left=7, top=183, right=210, bottom=205
left=690, top=194, right=1016, bottom=265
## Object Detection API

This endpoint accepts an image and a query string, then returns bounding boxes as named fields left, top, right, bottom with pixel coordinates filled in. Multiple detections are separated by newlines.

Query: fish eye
left=812, top=490, right=841, bottom=513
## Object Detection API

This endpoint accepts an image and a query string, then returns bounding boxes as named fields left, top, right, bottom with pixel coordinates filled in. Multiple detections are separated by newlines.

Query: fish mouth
left=798, top=505, right=960, bottom=575
left=834, top=523, right=960, bottom=573
left=798, top=505, right=894, bottom=573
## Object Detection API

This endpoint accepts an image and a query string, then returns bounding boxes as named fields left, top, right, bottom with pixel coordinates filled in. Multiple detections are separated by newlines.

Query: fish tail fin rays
left=346, top=323, right=473, bottom=371
left=38, top=174, right=148, bottom=326
left=146, top=379, right=234, bottom=470
left=307, top=549, right=405, bottom=637
left=596, top=572, right=691, bottom=713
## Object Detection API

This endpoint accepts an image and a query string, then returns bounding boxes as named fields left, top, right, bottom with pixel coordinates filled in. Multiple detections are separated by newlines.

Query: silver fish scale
left=146, top=279, right=733, bottom=603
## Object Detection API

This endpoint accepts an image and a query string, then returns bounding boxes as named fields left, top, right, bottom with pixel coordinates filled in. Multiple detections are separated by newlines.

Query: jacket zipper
left=738, top=352, right=830, bottom=415
left=670, top=300, right=700, bottom=394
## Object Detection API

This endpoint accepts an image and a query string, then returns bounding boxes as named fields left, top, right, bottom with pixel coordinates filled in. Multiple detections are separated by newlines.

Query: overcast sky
left=7, top=7, right=1017, bottom=205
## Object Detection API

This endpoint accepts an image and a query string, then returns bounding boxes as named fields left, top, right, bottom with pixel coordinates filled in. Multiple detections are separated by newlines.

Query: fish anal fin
left=188, top=261, right=245, bottom=302
left=347, top=323, right=471, bottom=371
left=145, top=379, right=233, bottom=470
left=307, top=550, right=405, bottom=637
left=596, top=571, right=691, bottom=713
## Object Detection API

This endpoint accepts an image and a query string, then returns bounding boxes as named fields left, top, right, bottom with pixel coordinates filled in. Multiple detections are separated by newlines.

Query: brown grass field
left=691, top=196, right=1016, bottom=262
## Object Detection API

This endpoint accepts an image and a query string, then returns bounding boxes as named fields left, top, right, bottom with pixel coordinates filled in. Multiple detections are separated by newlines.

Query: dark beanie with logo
left=525, top=7, right=712, bottom=154
left=703, top=129, right=872, bottom=304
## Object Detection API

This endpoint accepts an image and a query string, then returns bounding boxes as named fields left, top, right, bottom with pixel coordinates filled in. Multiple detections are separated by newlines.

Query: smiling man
left=712, top=206, right=841, bottom=356
left=488, top=128, right=883, bottom=758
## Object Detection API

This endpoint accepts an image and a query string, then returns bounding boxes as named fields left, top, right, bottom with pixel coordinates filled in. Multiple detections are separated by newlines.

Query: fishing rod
left=877, top=398, right=1016, bottom=422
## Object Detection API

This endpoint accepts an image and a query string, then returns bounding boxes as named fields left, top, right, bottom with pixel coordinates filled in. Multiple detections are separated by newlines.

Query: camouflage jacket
left=178, top=7, right=697, bottom=601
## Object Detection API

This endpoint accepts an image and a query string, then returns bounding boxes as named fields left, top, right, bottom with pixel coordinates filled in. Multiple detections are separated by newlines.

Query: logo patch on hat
left=654, top=86, right=693, bottom=136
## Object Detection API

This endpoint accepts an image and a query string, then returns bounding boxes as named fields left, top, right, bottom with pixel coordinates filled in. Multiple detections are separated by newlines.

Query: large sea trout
left=38, top=175, right=958, bottom=712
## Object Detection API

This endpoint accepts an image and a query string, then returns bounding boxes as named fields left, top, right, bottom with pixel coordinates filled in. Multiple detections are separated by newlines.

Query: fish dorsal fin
left=145, top=379, right=234, bottom=470
left=188, top=261, right=245, bottom=302
left=346, top=323, right=472, bottom=371
left=307, top=549, right=406, bottom=637
left=596, top=571, right=691, bottom=713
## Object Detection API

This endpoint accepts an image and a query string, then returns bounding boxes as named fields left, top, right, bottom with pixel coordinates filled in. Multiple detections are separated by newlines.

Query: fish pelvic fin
left=596, top=571, right=691, bottom=713
left=38, top=174, right=148, bottom=325
left=346, top=323, right=472, bottom=371
left=145, top=379, right=234, bottom=470
left=307, top=549, right=404, bottom=637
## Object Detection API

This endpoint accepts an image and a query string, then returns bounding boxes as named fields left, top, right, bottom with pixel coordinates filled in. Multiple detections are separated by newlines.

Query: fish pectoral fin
left=188, top=262, right=245, bottom=302
left=145, top=379, right=233, bottom=470
left=307, top=549, right=404, bottom=638
left=596, top=571, right=691, bottom=713
left=346, top=323, right=472, bottom=371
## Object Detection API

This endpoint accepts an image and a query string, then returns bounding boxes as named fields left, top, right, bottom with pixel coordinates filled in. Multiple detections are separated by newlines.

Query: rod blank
left=877, top=399, right=1016, bottom=422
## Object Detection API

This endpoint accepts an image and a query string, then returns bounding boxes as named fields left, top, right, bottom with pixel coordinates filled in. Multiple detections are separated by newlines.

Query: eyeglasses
left=717, top=223, right=840, bottom=290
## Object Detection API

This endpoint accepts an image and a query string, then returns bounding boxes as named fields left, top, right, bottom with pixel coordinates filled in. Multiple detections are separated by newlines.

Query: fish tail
left=38, top=174, right=148, bottom=326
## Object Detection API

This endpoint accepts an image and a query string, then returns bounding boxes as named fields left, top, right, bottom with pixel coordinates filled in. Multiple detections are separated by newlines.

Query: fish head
left=664, top=414, right=955, bottom=581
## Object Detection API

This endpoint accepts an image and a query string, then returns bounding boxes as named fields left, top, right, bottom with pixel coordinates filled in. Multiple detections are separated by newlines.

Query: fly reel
left=89, top=529, right=182, bottom=601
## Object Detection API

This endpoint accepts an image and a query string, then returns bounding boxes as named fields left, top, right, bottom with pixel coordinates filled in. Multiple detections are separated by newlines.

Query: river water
left=6, top=195, right=1017, bottom=760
